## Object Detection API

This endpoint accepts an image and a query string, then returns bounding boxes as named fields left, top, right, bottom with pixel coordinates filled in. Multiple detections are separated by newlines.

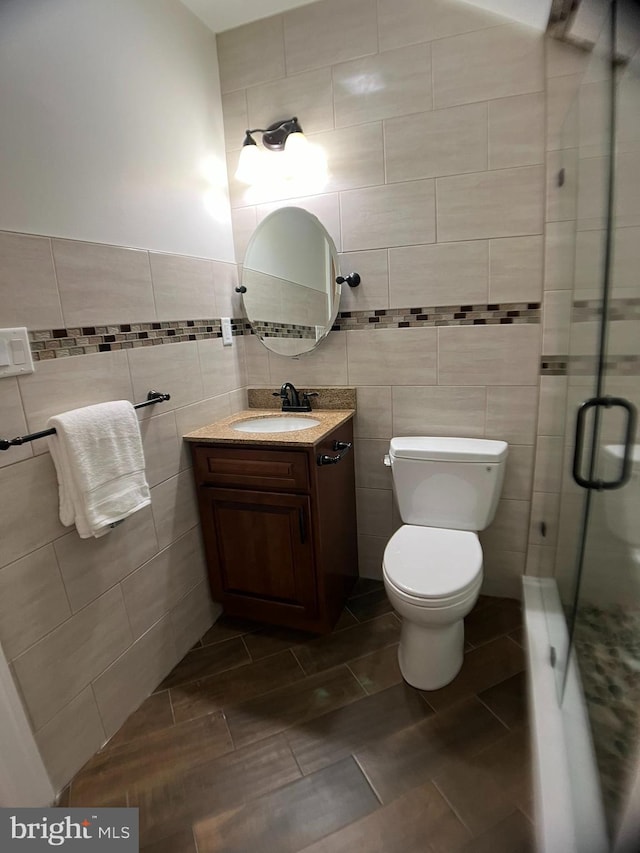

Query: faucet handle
left=302, top=391, right=319, bottom=399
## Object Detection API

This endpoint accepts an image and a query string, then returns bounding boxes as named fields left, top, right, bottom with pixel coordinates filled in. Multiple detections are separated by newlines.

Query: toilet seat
left=383, top=525, right=483, bottom=604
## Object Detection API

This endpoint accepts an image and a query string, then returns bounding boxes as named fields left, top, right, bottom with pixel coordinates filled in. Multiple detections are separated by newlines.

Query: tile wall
left=0, top=232, right=247, bottom=791
left=219, top=0, right=547, bottom=596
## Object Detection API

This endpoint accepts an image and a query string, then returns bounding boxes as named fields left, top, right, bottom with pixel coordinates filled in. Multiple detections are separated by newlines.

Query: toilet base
left=397, top=617, right=464, bottom=690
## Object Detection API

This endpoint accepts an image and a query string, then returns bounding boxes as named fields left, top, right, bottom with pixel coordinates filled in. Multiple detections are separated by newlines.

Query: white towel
left=47, top=401, right=151, bottom=538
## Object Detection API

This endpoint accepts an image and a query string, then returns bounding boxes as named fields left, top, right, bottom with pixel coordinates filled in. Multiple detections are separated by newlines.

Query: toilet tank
left=389, top=437, right=508, bottom=531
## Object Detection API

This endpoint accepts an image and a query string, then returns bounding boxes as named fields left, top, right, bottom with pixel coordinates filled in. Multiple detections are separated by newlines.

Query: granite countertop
left=183, top=408, right=355, bottom=448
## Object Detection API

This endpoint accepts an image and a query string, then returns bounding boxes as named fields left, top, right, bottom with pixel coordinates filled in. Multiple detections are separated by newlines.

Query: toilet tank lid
left=390, top=437, right=508, bottom=463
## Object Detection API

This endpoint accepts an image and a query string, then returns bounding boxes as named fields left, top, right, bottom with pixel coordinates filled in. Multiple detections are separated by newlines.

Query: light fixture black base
left=336, top=272, right=361, bottom=288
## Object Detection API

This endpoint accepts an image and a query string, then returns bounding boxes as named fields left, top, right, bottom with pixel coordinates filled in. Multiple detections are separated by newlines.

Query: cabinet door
left=200, top=487, right=317, bottom=614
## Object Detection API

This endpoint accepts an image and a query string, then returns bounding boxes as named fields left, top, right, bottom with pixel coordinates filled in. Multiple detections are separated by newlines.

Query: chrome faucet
left=272, top=383, right=319, bottom=412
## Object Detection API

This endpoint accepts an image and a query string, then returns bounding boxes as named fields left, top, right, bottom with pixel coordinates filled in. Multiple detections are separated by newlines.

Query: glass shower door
left=559, top=1, right=640, bottom=844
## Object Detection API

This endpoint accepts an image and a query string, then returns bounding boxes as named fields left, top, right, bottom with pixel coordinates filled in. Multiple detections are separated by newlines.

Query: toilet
left=383, top=436, right=508, bottom=690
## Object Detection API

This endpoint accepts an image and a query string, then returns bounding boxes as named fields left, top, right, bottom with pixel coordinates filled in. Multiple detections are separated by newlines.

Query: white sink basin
left=232, top=415, right=321, bottom=433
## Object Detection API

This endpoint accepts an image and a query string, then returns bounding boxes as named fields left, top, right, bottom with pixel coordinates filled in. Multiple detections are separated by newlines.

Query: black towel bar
left=0, top=390, right=171, bottom=451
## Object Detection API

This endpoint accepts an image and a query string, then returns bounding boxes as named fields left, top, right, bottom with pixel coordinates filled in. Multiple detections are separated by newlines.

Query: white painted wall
left=0, top=0, right=235, bottom=262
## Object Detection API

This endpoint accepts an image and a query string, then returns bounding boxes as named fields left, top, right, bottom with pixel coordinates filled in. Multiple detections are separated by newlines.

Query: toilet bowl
left=383, top=437, right=507, bottom=690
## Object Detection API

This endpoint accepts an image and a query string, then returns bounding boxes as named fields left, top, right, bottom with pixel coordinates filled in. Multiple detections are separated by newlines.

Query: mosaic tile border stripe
left=540, top=354, right=640, bottom=377
left=332, top=301, right=541, bottom=331
left=573, top=297, right=640, bottom=323
left=251, top=320, right=316, bottom=340
left=29, top=319, right=248, bottom=360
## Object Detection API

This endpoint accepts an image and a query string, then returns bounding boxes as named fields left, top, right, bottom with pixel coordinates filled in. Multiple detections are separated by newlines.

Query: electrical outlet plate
left=0, top=327, right=34, bottom=378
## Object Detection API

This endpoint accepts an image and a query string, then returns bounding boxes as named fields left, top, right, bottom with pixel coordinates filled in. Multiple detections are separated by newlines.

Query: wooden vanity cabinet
left=190, top=418, right=358, bottom=633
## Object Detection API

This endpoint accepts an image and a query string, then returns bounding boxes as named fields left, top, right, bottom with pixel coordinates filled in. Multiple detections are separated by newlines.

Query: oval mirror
left=241, top=207, right=341, bottom=356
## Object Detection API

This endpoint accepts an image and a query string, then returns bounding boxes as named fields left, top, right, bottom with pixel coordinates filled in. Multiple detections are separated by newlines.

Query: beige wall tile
left=546, top=37, right=590, bottom=78
left=52, top=239, right=155, bottom=326
left=356, top=488, right=393, bottom=538
left=140, top=411, right=186, bottom=488
left=0, top=232, right=62, bottom=329
left=0, top=454, right=66, bottom=568
left=257, top=194, right=341, bottom=252
left=0, top=545, right=71, bottom=660
left=389, top=241, right=488, bottom=308
left=0, top=378, right=32, bottom=468
left=333, top=44, right=432, bottom=128
left=310, top=124, right=384, bottom=193
left=385, top=103, right=487, bottom=183
left=149, top=252, right=216, bottom=321
left=221, top=90, right=248, bottom=152
left=247, top=68, right=334, bottom=136
left=542, top=290, right=572, bottom=355
left=357, top=534, right=387, bottom=580
left=35, top=687, right=106, bottom=793
left=525, top=544, right=556, bottom=578
left=546, top=148, right=578, bottom=223
left=170, top=581, right=219, bottom=660
left=283, top=0, right=377, bottom=76
left=544, top=221, right=575, bottom=291
left=92, top=616, right=178, bottom=739
left=338, top=250, right=389, bottom=312
left=538, top=376, right=568, bottom=437
left=150, top=470, right=199, bottom=552
left=533, top=435, right=564, bottom=493
left=489, top=236, right=543, bottom=303
left=432, top=25, right=543, bottom=109
left=378, top=0, right=504, bottom=52
left=231, top=207, right=258, bottom=263
left=392, top=386, right=487, bottom=438
left=528, top=490, right=561, bottom=548
left=121, top=527, right=207, bottom=639
left=244, top=334, right=271, bottom=386
left=268, top=331, right=348, bottom=387
left=128, top=341, right=203, bottom=416
left=481, top=548, right=526, bottom=598
left=212, top=261, right=242, bottom=318
left=354, top=439, right=393, bottom=490
left=347, top=327, right=437, bottom=386
left=19, top=349, right=133, bottom=435
left=229, top=388, right=248, bottom=413
left=353, top=386, right=392, bottom=439
left=485, top=385, right=539, bottom=444
left=13, top=585, right=132, bottom=730
left=198, top=337, right=246, bottom=398
left=54, top=505, right=158, bottom=613
left=488, top=92, right=544, bottom=169
left=438, top=324, right=540, bottom=386
left=501, top=444, right=535, bottom=501
left=437, top=166, right=544, bottom=242
left=342, top=181, right=436, bottom=251
left=479, top=498, right=530, bottom=553
left=174, top=394, right=233, bottom=438
left=217, top=16, right=285, bottom=93
left=546, top=73, right=583, bottom=150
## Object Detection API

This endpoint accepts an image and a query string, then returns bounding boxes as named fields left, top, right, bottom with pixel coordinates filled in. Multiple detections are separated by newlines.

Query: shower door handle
left=572, top=396, right=637, bottom=490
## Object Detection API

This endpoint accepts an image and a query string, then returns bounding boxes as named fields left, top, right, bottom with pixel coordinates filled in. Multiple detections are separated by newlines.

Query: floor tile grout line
left=352, top=753, right=385, bottom=807
left=289, top=646, right=308, bottom=676
left=240, top=634, right=253, bottom=663
left=431, top=777, right=476, bottom=837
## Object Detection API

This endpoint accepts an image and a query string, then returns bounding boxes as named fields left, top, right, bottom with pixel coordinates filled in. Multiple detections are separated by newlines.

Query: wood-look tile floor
left=64, top=583, right=533, bottom=853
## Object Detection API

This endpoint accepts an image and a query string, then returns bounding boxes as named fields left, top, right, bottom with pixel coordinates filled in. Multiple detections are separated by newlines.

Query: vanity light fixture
left=235, top=117, right=323, bottom=186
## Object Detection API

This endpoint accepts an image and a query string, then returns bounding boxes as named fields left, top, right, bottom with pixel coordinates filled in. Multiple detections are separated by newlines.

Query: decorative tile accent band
left=573, top=297, right=640, bottom=323
left=540, top=354, right=640, bottom=377
left=251, top=320, right=317, bottom=340
left=28, top=319, right=247, bottom=360
left=332, top=301, right=541, bottom=331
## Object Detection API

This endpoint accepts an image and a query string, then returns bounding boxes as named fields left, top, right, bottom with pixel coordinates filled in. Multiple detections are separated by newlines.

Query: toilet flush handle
left=383, top=454, right=391, bottom=467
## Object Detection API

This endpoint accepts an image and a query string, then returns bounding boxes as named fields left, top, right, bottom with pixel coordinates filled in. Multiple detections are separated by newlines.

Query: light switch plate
left=0, top=327, right=34, bottom=378
left=221, top=317, right=233, bottom=347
